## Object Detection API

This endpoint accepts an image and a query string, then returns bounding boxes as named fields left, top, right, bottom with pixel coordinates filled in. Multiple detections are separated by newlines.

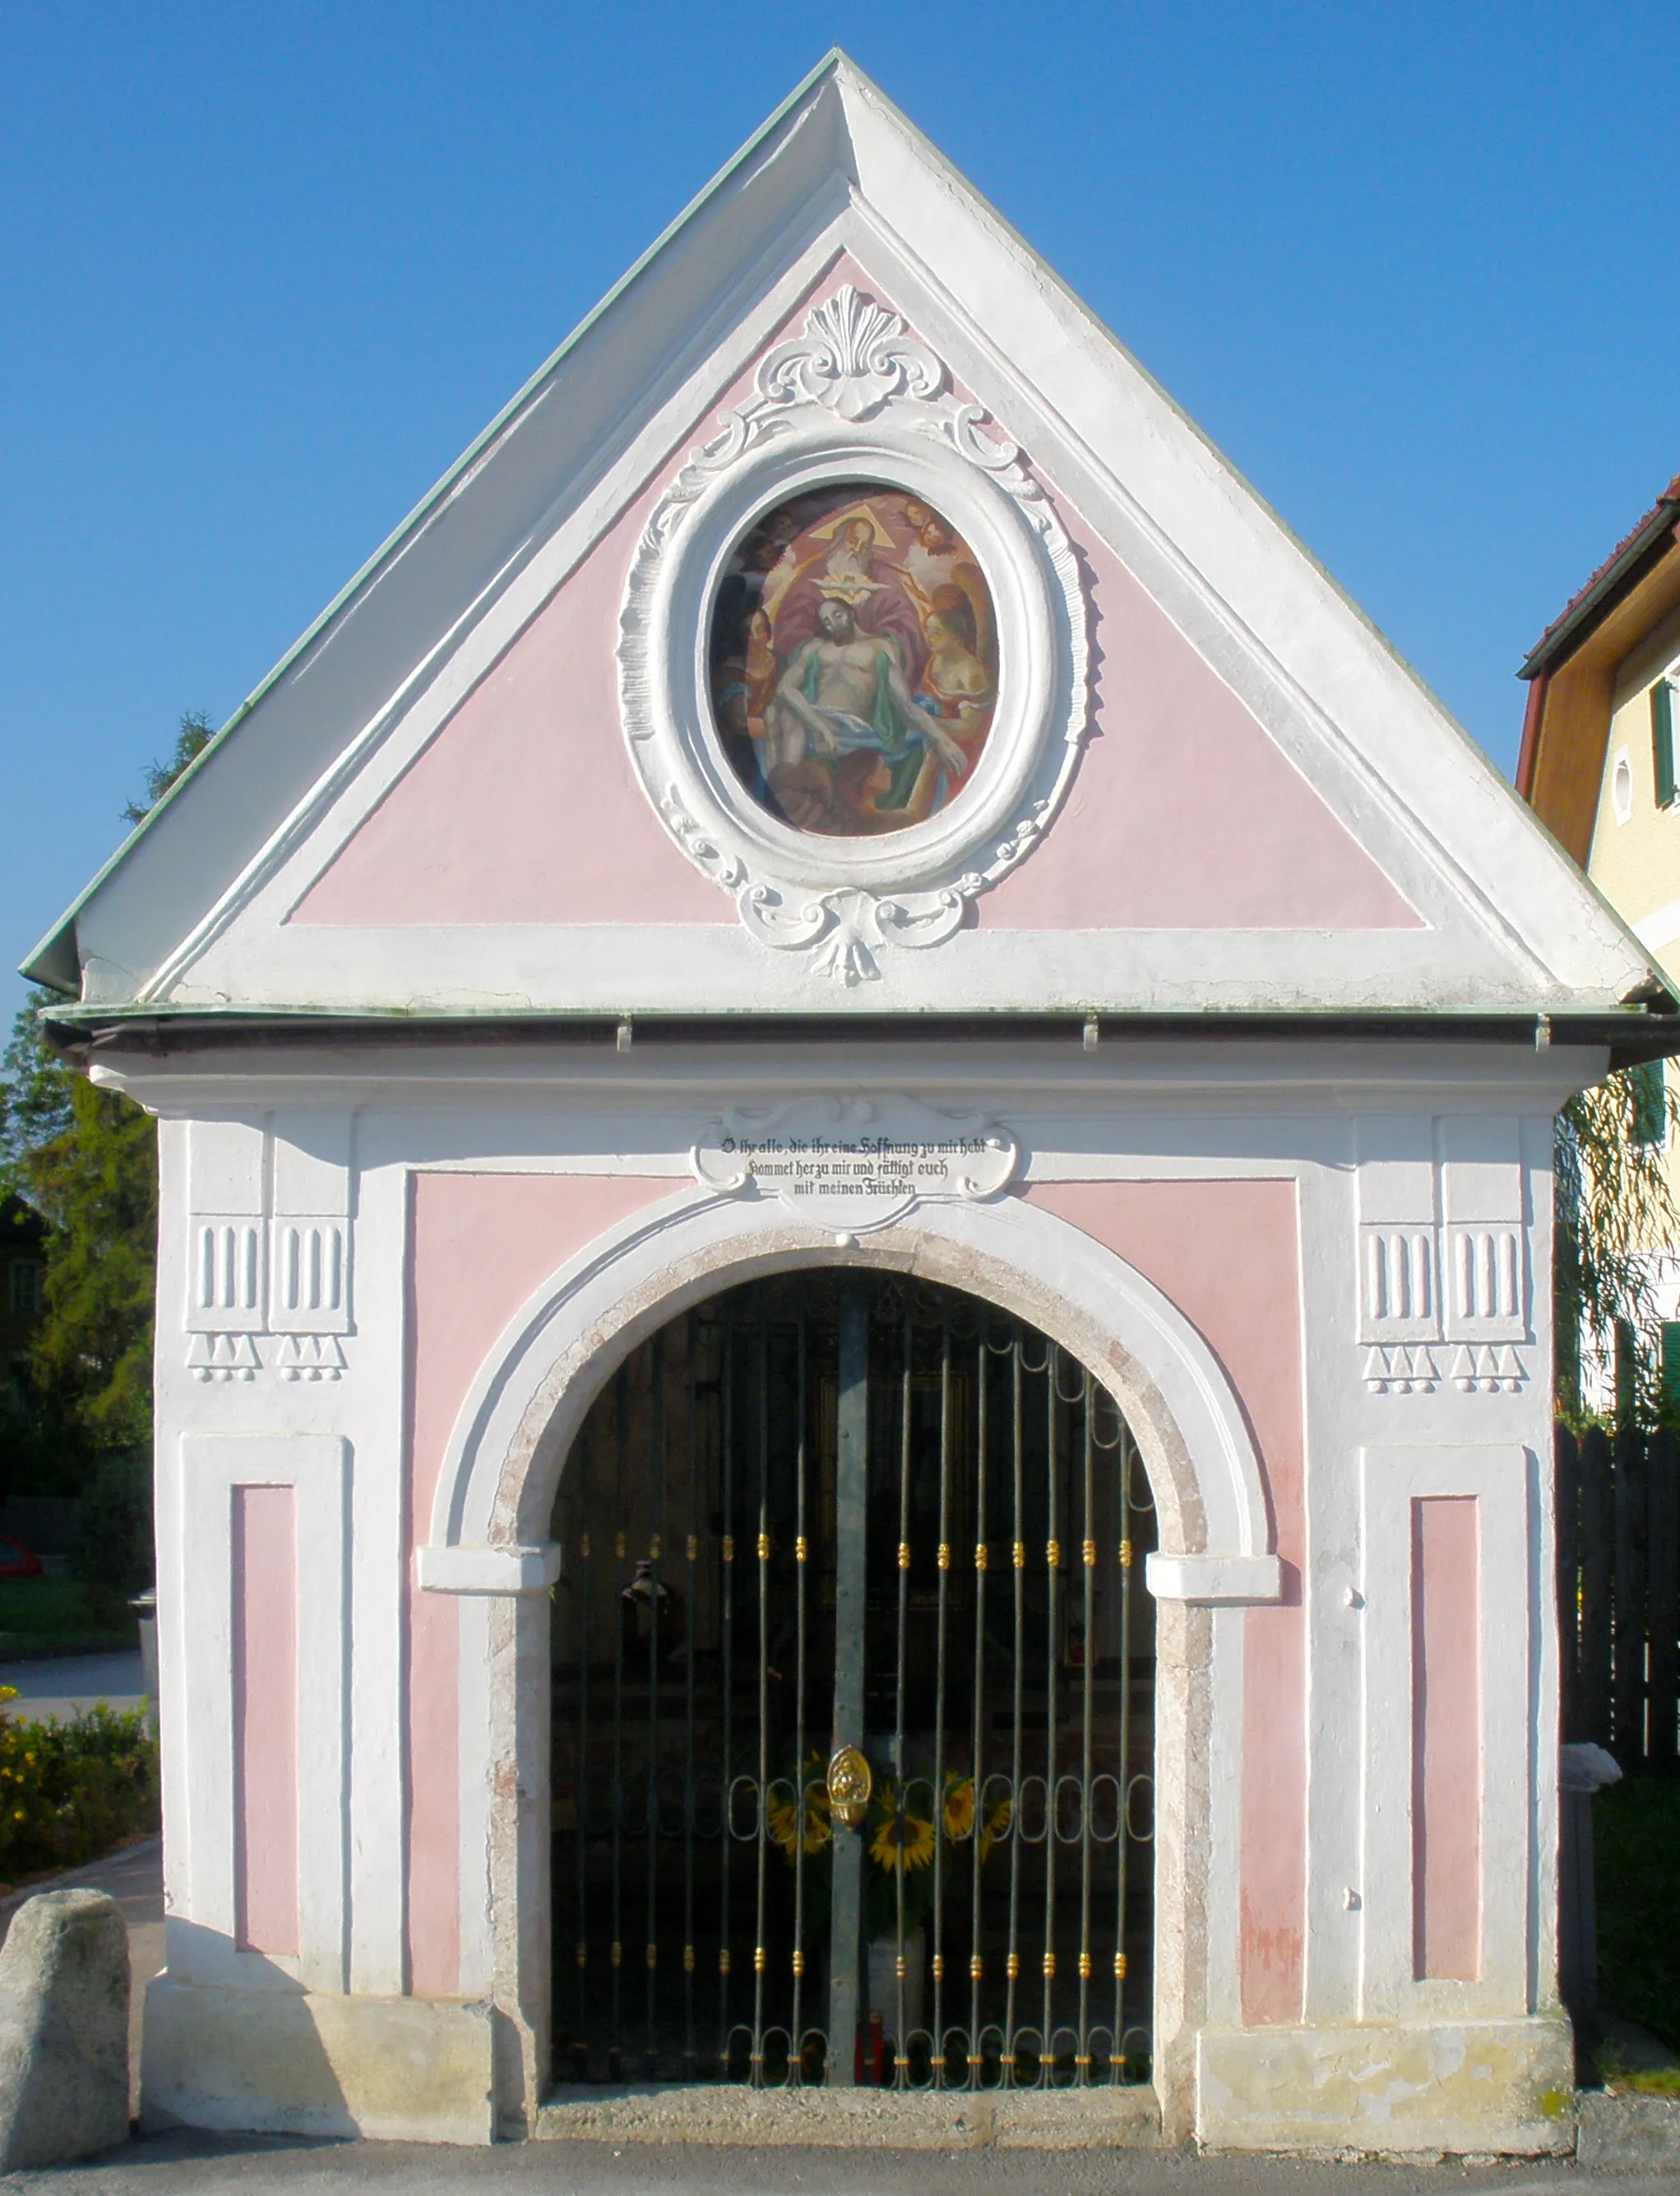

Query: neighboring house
left=22, top=54, right=1678, bottom=2161
left=0, top=1194, right=47, bottom=1414
left=1516, top=472, right=1680, bottom=1393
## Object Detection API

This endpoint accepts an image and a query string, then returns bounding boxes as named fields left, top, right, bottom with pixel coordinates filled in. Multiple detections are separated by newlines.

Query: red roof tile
left=1522, top=472, right=1680, bottom=674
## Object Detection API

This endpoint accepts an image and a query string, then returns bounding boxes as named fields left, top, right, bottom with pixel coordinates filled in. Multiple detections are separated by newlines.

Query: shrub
left=0, top=1689, right=159, bottom=1888
left=1594, top=1776, right=1680, bottom=2053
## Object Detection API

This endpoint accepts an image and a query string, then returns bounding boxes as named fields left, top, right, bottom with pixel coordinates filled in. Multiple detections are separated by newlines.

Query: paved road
left=0, top=1648, right=146, bottom=1722
left=2, top=2133, right=1675, bottom=2194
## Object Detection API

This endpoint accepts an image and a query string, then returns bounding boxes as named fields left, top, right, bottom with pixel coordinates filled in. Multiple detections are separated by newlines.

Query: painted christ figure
left=764, top=596, right=967, bottom=825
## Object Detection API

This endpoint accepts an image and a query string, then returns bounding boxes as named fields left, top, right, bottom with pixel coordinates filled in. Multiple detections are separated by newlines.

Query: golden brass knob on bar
left=826, top=1744, right=872, bottom=1828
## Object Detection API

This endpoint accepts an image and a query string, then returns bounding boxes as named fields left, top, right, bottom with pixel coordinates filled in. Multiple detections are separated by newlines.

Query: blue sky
left=4, top=2, right=1678, bottom=1022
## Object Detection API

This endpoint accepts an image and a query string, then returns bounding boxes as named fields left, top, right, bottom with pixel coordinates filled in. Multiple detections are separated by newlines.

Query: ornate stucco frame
left=617, top=288, right=1094, bottom=983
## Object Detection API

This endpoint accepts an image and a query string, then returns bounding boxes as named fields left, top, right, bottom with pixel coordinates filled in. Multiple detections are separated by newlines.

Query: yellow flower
left=942, top=1777, right=975, bottom=1842
left=767, top=1775, right=831, bottom=1858
left=868, top=1784, right=936, bottom=1874
left=12, top=1811, right=22, bottom=1823
left=978, top=1795, right=1012, bottom=1865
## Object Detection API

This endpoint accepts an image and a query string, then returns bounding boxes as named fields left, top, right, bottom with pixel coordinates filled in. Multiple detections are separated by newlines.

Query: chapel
left=25, top=53, right=1674, bottom=2153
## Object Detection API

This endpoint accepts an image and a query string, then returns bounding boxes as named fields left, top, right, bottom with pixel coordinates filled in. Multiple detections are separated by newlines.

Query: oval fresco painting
left=708, top=484, right=998, bottom=838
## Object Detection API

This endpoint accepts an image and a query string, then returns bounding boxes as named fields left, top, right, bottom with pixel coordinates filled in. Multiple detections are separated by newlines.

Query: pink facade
left=232, top=1484, right=299, bottom=1957
left=1412, top=1494, right=1483, bottom=1982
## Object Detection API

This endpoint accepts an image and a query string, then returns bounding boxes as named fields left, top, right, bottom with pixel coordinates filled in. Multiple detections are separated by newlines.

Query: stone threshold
left=535, top=2081, right=1161, bottom=2150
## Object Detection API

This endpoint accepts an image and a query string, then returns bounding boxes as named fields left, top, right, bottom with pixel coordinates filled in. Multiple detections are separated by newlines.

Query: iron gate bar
left=1115, top=1420, right=1136, bottom=2073
left=574, top=1419, right=591, bottom=2060
left=792, top=1306, right=809, bottom=2078
left=1078, top=1382, right=1095, bottom=2082
left=1041, top=1350, right=1058, bottom=2079
left=753, top=1321, right=770, bottom=2078
left=611, top=1365, right=627, bottom=2073
left=716, top=1313, right=734, bottom=2063
left=646, top=1329, right=663, bottom=2073
left=683, top=1321, right=698, bottom=2072
left=829, top=1283, right=868, bottom=2086
left=967, top=1314, right=988, bottom=2079
left=932, top=1310, right=951, bottom=2084
left=892, top=1300, right=911, bottom=2084
left=1006, top=1328, right=1024, bottom=2083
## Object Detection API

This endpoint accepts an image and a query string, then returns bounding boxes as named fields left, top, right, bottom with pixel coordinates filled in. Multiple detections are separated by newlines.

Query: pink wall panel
left=290, top=489, right=729, bottom=929
left=233, top=1483, right=299, bottom=1957
left=404, top=1171, right=672, bottom=1996
left=1412, top=1494, right=1482, bottom=1981
left=979, top=527, right=1421, bottom=933
left=1023, top=1179, right=1307, bottom=2024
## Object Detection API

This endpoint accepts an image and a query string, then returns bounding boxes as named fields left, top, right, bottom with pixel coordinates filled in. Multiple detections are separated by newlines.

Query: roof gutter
left=1520, top=497, right=1680, bottom=681
left=39, top=1003, right=1680, bottom=1073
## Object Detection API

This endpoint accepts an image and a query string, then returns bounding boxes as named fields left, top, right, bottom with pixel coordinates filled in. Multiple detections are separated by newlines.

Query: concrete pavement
left=1, top=2130, right=1677, bottom=2194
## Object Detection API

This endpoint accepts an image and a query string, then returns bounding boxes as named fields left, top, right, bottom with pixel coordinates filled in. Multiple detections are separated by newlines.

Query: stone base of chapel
left=139, top=1977, right=497, bottom=2145
left=1196, top=2016, right=1576, bottom=2154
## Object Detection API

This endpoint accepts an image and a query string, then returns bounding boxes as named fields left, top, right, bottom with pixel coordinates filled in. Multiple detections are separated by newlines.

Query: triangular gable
left=289, top=350, right=1417, bottom=937
left=26, top=55, right=1659, bottom=1022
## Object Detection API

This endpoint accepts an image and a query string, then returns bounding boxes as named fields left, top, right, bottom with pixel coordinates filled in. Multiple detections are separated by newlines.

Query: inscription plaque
left=692, top=1095, right=1018, bottom=1234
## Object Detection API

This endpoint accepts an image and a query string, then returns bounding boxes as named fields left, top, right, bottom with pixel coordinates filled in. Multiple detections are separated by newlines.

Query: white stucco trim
left=1358, top=1443, right=1539, bottom=2022
left=170, top=1433, right=349, bottom=1994
left=417, top=1545, right=562, bottom=1594
left=418, top=1183, right=1280, bottom=1601
left=1145, top=1554, right=1282, bottom=1603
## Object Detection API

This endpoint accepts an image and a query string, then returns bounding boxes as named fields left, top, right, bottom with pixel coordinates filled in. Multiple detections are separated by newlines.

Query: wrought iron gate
left=549, top=1272, right=1156, bottom=2090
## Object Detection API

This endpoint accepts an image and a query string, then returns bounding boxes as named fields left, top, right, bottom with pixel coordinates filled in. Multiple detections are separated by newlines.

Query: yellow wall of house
left=1582, top=599, right=1680, bottom=1238
left=1585, top=600, right=1680, bottom=942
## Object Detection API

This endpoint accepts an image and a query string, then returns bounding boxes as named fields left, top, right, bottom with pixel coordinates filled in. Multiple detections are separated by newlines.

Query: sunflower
left=767, top=1769, right=832, bottom=1858
left=868, top=1781, right=937, bottom=1874
left=942, top=1775, right=975, bottom=1842
left=978, top=1794, right=1013, bottom=1865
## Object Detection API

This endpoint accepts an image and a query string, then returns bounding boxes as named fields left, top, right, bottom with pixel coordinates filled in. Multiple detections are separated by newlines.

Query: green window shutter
left=1631, top=1059, right=1667, bottom=1145
left=1654, top=679, right=1676, bottom=808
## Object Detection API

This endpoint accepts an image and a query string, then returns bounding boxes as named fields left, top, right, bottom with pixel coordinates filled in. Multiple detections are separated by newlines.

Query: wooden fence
left=1555, top=1423, right=1680, bottom=1772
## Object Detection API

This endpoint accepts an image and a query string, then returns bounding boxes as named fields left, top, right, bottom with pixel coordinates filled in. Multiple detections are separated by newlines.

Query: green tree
left=1554, top=1063, right=1680, bottom=1424
left=0, top=711, right=216, bottom=1512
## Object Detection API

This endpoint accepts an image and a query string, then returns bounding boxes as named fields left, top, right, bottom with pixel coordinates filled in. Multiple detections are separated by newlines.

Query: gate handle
left=826, top=1744, right=872, bottom=1829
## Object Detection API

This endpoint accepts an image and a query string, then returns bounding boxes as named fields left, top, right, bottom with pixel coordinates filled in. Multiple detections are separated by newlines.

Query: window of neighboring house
left=1655, top=678, right=1677, bottom=809
left=7, top=1262, right=43, bottom=1317
left=1612, top=747, right=1635, bottom=824
left=1630, top=1059, right=1668, bottom=1146
left=1614, top=1318, right=1640, bottom=1423
left=1664, top=1323, right=1680, bottom=1418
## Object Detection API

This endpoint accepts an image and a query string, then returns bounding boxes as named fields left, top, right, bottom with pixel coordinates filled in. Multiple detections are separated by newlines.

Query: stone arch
left=419, top=1185, right=1280, bottom=1607
left=422, top=1184, right=1278, bottom=2142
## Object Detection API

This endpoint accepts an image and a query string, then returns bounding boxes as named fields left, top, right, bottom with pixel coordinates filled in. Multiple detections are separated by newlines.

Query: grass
left=1595, top=1776, right=1680, bottom=2059
left=0, top=1578, right=137, bottom=1657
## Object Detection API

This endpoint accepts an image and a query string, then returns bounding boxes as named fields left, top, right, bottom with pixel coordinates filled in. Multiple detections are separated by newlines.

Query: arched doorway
left=546, top=1268, right=1157, bottom=2093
